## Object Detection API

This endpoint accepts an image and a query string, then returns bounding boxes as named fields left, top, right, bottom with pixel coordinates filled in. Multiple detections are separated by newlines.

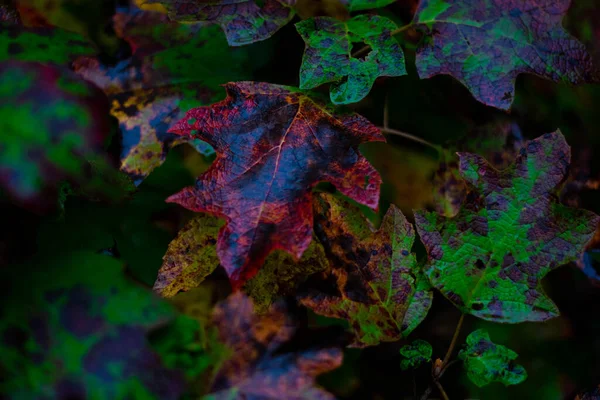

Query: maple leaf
left=153, top=213, right=329, bottom=313
left=413, top=0, right=599, bottom=109
left=399, top=339, right=433, bottom=370
left=207, top=292, right=343, bottom=399
left=144, top=0, right=296, bottom=46
left=0, top=252, right=184, bottom=399
left=415, top=131, right=600, bottom=323
left=0, top=61, right=111, bottom=209
left=166, top=82, right=384, bottom=288
left=299, top=193, right=433, bottom=347
left=74, top=6, right=251, bottom=183
left=296, top=15, right=406, bottom=105
left=340, top=0, right=396, bottom=11
left=459, top=329, right=527, bottom=387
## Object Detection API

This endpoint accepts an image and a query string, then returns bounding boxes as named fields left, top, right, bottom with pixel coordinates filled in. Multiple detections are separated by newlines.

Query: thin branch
left=434, top=380, right=450, bottom=400
left=377, top=127, right=441, bottom=152
left=442, top=313, right=465, bottom=366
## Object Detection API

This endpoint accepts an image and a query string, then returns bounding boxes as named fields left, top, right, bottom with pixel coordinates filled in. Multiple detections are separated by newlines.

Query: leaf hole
left=351, top=41, right=371, bottom=60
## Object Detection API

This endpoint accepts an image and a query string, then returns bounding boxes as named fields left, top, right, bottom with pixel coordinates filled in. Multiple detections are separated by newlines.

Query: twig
left=377, top=127, right=441, bottom=153
left=434, top=380, right=450, bottom=400
left=442, top=313, right=465, bottom=366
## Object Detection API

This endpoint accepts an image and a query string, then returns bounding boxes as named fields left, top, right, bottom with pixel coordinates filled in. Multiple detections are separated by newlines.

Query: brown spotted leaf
left=74, top=6, right=252, bottom=183
left=166, top=82, right=384, bottom=289
left=153, top=213, right=329, bottom=313
left=415, top=131, right=600, bottom=323
left=300, top=193, right=433, bottom=347
left=208, top=292, right=342, bottom=399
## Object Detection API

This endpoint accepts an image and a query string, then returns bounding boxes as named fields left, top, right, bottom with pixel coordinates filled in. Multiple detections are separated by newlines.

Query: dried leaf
left=154, top=213, right=329, bottom=313
left=413, top=0, right=599, bottom=109
left=415, top=132, right=600, bottom=323
left=300, top=193, right=433, bottom=347
left=166, top=82, right=384, bottom=288
left=459, top=329, right=527, bottom=387
left=296, top=15, right=406, bottom=104
left=207, top=292, right=342, bottom=399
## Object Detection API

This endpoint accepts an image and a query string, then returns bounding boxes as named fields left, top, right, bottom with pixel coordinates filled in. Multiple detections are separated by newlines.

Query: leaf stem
left=442, top=313, right=465, bottom=366
left=377, top=127, right=441, bottom=153
left=434, top=380, right=450, bottom=400
left=390, top=22, right=414, bottom=36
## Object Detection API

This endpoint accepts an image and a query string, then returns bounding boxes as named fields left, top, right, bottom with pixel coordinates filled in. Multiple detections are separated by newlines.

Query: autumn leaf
left=296, top=15, right=406, bottom=104
left=413, top=0, right=599, bottom=109
left=143, top=0, right=297, bottom=46
left=166, top=82, right=384, bottom=288
left=207, top=292, right=343, bottom=399
left=153, top=213, right=329, bottom=313
left=299, top=193, right=432, bottom=347
left=415, top=131, right=600, bottom=323
left=399, top=339, right=432, bottom=370
left=0, top=61, right=111, bottom=209
left=459, top=329, right=527, bottom=387
left=74, top=6, right=251, bottom=183
left=341, top=0, right=396, bottom=11
left=0, top=252, right=184, bottom=399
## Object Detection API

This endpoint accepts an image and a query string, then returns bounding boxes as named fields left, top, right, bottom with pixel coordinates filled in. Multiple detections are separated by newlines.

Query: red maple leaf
left=167, top=82, right=384, bottom=288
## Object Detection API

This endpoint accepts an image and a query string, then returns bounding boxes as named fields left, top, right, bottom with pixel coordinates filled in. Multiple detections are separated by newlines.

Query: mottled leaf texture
left=300, top=193, right=432, bottom=347
left=167, top=82, right=384, bottom=288
left=297, top=15, right=406, bottom=105
left=153, top=213, right=329, bottom=313
left=415, top=132, right=600, bottom=323
left=145, top=0, right=296, bottom=46
left=458, top=329, right=527, bottom=387
left=413, top=0, right=599, bottom=109
left=0, top=25, right=96, bottom=63
left=0, top=252, right=184, bottom=399
left=207, top=292, right=342, bottom=399
left=74, top=7, right=247, bottom=183
left=340, top=0, right=396, bottom=11
left=0, top=61, right=110, bottom=207
left=399, top=339, right=432, bottom=370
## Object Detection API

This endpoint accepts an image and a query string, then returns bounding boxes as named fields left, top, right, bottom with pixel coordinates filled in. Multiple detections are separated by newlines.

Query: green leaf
left=412, top=0, right=599, bottom=109
left=341, top=0, right=396, bottom=12
left=459, top=329, right=527, bottom=387
left=400, top=339, right=433, bottom=370
left=415, top=131, right=600, bottom=323
left=0, top=252, right=184, bottom=399
left=296, top=15, right=406, bottom=104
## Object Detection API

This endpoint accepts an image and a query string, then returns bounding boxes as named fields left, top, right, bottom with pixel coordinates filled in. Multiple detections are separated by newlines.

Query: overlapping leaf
left=144, top=0, right=296, bottom=46
left=415, top=132, right=600, bottom=323
left=207, top=292, right=343, bottom=399
left=459, top=329, right=527, bottom=387
left=166, top=82, right=384, bottom=288
left=74, top=6, right=255, bottom=183
left=413, top=0, right=599, bottom=109
left=297, top=15, right=405, bottom=104
left=300, top=193, right=432, bottom=347
left=341, top=0, right=396, bottom=11
left=0, top=252, right=184, bottom=399
left=153, top=213, right=329, bottom=313
left=0, top=61, right=111, bottom=208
